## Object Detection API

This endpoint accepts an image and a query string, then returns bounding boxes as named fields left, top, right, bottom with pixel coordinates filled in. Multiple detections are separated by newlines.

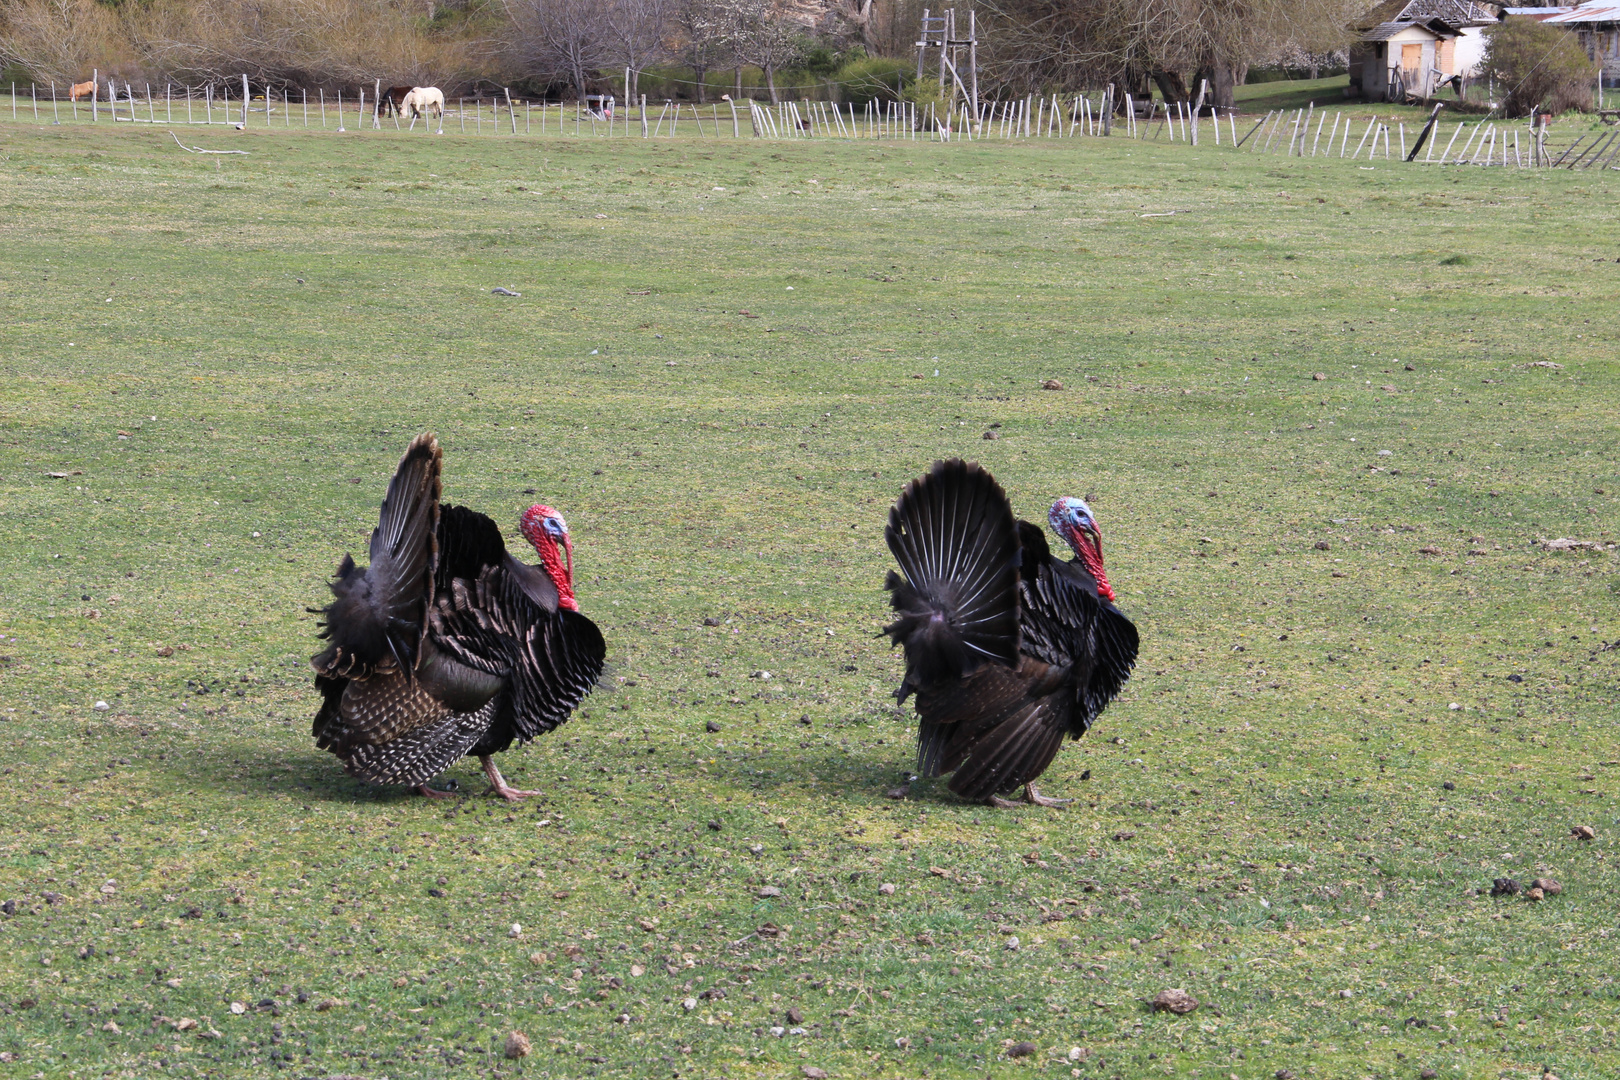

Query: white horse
left=402, top=86, right=445, bottom=130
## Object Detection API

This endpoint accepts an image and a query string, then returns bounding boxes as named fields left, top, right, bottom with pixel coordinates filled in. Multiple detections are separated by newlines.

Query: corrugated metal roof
left=1501, top=4, right=1572, bottom=11
left=1543, top=3, right=1620, bottom=21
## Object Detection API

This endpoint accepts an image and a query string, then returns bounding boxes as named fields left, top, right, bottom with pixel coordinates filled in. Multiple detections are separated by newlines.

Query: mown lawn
left=0, top=120, right=1616, bottom=1080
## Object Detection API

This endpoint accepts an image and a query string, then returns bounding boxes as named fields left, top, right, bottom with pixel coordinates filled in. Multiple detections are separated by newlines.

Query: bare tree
left=727, top=0, right=805, bottom=103
left=603, top=0, right=669, bottom=102
left=973, top=0, right=1355, bottom=109
left=504, top=0, right=612, bottom=99
left=669, top=0, right=734, bottom=102
left=0, top=0, right=133, bottom=83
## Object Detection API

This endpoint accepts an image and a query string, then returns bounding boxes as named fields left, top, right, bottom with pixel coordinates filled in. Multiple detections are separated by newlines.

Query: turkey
left=882, top=459, right=1138, bottom=807
left=310, top=433, right=605, bottom=800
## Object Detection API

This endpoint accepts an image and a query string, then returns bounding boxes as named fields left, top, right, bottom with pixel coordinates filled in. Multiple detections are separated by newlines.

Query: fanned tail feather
left=884, top=459, right=1022, bottom=692
left=312, top=433, right=442, bottom=680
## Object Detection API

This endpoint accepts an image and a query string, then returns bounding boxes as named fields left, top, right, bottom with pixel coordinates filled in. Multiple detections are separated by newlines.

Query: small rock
left=1041, top=379, right=1063, bottom=390
left=491, top=287, right=521, bottom=296
left=1526, top=887, right=1545, bottom=901
left=1571, top=825, right=1596, bottom=840
left=1004, top=935, right=1020, bottom=950
left=706, top=720, right=721, bottom=733
left=503, top=1030, right=531, bottom=1059
left=1530, top=877, right=1562, bottom=896
left=1008, top=1041, right=1037, bottom=1058
left=682, top=997, right=697, bottom=1011
left=894, top=1036, right=910, bottom=1049
left=630, top=964, right=644, bottom=977
left=1490, top=877, right=1520, bottom=897
left=878, top=882, right=896, bottom=896
left=93, top=701, right=110, bottom=711
left=802, top=1068, right=828, bottom=1080
left=165, top=978, right=182, bottom=988
left=758, top=886, right=782, bottom=898
left=770, top=1025, right=786, bottom=1037
left=1151, top=988, right=1198, bottom=1015
left=1314, top=540, right=1331, bottom=551
left=508, top=922, right=522, bottom=938
left=229, top=1001, right=246, bottom=1015
left=1311, top=372, right=1326, bottom=381
left=786, top=1006, right=804, bottom=1024
left=982, top=430, right=1000, bottom=440
left=1338, top=988, right=1354, bottom=999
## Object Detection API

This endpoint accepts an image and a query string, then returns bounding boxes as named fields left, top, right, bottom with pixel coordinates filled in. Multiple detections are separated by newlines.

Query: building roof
left=1358, top=0, right=1501, bottom=27
left=1542, top=2, right=1620, bottom=22
left=1361, top=17, right=1462, bottom=39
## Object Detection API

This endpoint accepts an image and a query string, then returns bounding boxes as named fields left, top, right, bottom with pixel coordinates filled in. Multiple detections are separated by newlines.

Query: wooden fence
left=3, top=78, right=1614, bottom=170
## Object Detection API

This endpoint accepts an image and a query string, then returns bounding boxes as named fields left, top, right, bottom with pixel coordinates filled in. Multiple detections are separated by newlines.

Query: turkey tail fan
left=883, top=459, right=1022, bottom=691
left=312, top=433, right=442, bottom=681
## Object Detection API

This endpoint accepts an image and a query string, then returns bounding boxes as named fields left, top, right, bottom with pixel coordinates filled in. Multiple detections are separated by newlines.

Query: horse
left=69, top=80, right=96, bottom=101
left=401, top=86, right=445, bottom=121
left=375, top=86, right=414, bottom=119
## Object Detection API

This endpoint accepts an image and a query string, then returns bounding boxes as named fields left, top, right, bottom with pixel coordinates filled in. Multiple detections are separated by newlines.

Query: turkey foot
left=987, top=784, right=1070, bottom=809
left=1022, top=783, right=1070, bottom=808
left=481, top=756, right=542, bottom=801
left=415, top=783, right=457, bottom=799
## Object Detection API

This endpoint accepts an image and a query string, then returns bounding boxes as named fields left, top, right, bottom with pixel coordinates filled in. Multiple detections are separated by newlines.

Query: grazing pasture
left=0, top=121, right=1617, bottom=1080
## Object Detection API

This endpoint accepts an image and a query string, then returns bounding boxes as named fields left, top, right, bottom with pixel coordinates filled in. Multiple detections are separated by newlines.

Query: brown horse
left=69, top=80, right=96, bottom=101
left=375, top=86, right=414, bottom=118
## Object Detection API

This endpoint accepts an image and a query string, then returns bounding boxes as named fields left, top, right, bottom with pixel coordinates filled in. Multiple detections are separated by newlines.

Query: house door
left=1401, top=43, right=1424, bottom=94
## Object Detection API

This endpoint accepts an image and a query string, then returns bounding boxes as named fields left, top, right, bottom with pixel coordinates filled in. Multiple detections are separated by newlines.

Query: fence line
left=1, top=79, right=1609, bottom=169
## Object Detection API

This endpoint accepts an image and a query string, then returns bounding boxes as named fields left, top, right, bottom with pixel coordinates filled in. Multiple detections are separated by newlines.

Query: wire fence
left=3, top=78, right=1615, bottom=170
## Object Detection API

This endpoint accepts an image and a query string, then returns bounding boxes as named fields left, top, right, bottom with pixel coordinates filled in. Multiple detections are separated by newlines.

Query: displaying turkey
left=311, top=433, right=605, bottom=800
left=883, top=459, right=1138, bottom=807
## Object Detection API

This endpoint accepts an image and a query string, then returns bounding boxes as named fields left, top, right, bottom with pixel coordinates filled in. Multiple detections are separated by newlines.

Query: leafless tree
left=603, top=0, right=669, bottom=102
left=727, top=0, right=806, bottom=103
left=669, top=0, right=735, bottom=102
left=504, top=0, right=612, bottom=99
left=974, top=0, right=1355, bottom=108
left=0, top=0, right=133, bottom=83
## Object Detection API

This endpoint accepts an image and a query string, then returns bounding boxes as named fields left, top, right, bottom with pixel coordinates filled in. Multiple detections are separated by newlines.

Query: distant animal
left=311, top=434, right=605, bottom=800
left=882, top=459, right=1138, bottom=807
left=401, top=86, right=445, bottom=120
left=375, top=85, right=414, bottom=118
left=69, top=80, right=96, bottom=102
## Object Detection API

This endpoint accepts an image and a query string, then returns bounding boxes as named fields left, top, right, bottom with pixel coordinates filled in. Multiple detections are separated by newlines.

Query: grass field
left=0, top=118, right=1617, bottom=1080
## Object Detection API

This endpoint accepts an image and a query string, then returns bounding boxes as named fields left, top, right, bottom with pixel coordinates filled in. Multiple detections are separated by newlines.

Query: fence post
left=728, top=97, right=738, bottom=137
left=505, top=88, right=517, bottom=134
left=242, top=74, right=248, bottom=126
left=92, top=69, right=98, bottom=122
left=641, top=95, right=648, bottom=137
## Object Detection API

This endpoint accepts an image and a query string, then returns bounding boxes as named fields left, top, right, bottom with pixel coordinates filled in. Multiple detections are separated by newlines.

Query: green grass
left=0, top=120, right=1618, bottom=1080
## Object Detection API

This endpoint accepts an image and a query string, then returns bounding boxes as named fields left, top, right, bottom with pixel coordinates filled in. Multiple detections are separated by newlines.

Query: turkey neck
left=1067, top=529, right=1115, bottom=604
left=533, top=535, right=578, bottom=612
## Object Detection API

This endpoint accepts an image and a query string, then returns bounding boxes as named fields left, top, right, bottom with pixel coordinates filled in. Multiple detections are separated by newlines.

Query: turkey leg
left=415, top=783, right=456, bottom=799
left=987, top=784, right=1071, bottom=809
left=481, top=756, right=543, bottom=801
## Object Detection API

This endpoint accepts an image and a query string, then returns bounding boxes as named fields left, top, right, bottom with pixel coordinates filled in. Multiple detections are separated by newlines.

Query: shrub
left=833, top=55, right=911, bottom=106
left=903, top=76, right=952, bottom=128
left=1481, top=19, right=1598, bottom=117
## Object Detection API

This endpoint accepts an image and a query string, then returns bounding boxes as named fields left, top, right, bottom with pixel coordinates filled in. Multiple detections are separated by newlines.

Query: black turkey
left=311, top=433, right=605, bottom=799
left=883, top=459, right=1138, bottom=807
